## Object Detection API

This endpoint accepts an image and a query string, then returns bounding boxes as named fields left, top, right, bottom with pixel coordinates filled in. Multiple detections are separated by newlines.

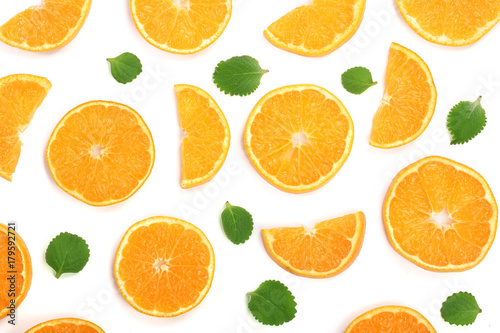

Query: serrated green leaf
left=341, top=66, right=377, bottom=94
left=213, top=55, right=268, bottom=96
left=447, top=97, right=487, bottom=145
left=45, top=232, right=90, bottom=279
left=247, top=280, right=297, bottom=326
left=221, top=202, right=253, bottom=245
left=441, top=292, right=482, bottom=326
left=107, top=52, right=143, bottom=84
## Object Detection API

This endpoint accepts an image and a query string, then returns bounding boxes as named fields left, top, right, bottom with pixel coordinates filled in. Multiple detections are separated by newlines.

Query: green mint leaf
left=247, top=280, right=297, bottom=326
left=45, top=232, right=90, bottom=279
left=447, top=97, right=487, bottom=145
left=221, top=202, right=254, bottom=245
left=341, top=66, right=377, bottom=94
left=213, top=55, right=269, bottom=96
left=106, top=52, right=143, bottom=84
left=441, top=292, right=482, bottom=326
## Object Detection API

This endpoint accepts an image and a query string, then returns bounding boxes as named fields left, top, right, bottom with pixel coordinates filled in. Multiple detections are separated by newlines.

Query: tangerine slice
left=384, top=156, right=497, bottom=271
left=114, top=216, right=215, bottom=317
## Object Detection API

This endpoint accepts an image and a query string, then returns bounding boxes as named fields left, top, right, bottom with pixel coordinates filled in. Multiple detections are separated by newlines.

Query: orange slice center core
left=430, top=208, right=453, bottom=226
left=292, top=132, right=310, bottom=148
left=173, top=0, right=190, bottom=10
left=153, top=258, right=170, bottom=271
left=90, top=145, right=106, bottom=159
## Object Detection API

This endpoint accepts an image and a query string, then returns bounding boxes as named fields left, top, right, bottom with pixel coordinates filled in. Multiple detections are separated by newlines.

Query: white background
left=1, top=0, right=500, bottom=332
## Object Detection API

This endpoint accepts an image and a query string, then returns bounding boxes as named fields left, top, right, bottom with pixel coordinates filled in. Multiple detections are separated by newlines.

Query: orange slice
left=0, top=74, right=51, bottom=181
left=130, top=0, right=232, bottom=54
left=384, top=156, right=498, bottom=271
left=114, top=216, right=215, bottom=317
left=370, top=43, right=437, bottom=148
left=46, top=101, right=155, bottom=206
left=345, top=306, right=436, bottom=333
left=0, top=224, right=32, bottom=319
left=175, top=84, right=230, bottom=188
left=264, top=0, right=366, bottom=56
left=397, top=0, right=500, bottom=46
left=25, top=318, right=105, bottom=332
left=262, top=212, right=365, bottom=278
left=0, top=0, right=92, bottom=52
left=244, top=84, right=354, bottom=193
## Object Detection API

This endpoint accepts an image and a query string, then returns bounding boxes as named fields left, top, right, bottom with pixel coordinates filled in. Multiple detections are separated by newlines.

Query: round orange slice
left=384, top=156, right=498, bottom=271
left=25, top=318, right=105, bottom=332
left=0, top=0, right=92, bottom=52
left=244, top=84, right=354, bottom=193
left=397, top=0, right=500, bottom=46
left=175, top=84, right=230, bottom=188
left=262, top=212, right=365, bottom=278
left=264, top=0, right=366, bottom=56
left=0, top=223, right=32, bottom=320
left=46, top=101, right=155, bottom=206
left=345, top=306, right=436, bottom=333
left=370, top=43, right=437, bottom=148
left=0, top=74, right=51, bottom=181
left=130, top=0, right=232, bottom=54
left=114, top=216, right=215, bottom=317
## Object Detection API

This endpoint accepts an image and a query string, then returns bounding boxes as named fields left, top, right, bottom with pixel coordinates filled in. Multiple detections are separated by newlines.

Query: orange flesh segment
left=0, top=75, right=51, bottom=181
left=115, top=217, right=214, bottom=317
left=131, top=0, right=231, bottom=54
left=175, top=85, right=230, bottom=188
left=47, top=102, right=154, bottom=206
left=370, top=43, right=436, bottom=148
left=265, top=0, right=365, bottom=56
left=397, top=0, right=500, bottom=46
left=385, top=156, right=497, bottom=271
left=245, top=85, right=353, bottom=192
left=262, top=212, right=365, bottom=277
left=0, top=0, right=91, bottom=51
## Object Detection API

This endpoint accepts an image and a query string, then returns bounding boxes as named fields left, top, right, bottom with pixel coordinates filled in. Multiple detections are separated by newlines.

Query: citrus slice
left=0, top=224, right=32, bottom=319
left=0, top=0, right=92, bottom=52
left=130, top=0, right=232, bottom=54
left=244, top=84, right=354, bottom=193
left=369, top=43, right=437, bottom=148
left=114, top=216, right=215, bottom=317
left=262, top=212, right=365, bottom=278
left=25, top=318, right=105, bottom=332
left=0, top=74, right=51, bottom=181
left=46, top=101, right=155, bottom=206
left=384, top=156, right=498, bottom=271
left=175, top=84, right=230, bottom=188
left=345, top=306, right=436, bottom=333
left=397, top=0, right=500, bottom=46
left=264, top=0, right=366, bottom=56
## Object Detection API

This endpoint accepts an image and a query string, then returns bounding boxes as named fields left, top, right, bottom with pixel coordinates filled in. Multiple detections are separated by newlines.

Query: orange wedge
left=0, top=74, right=51, bottom=181
left=384, top=156, right=498, bottom=271
left=264, top=0, right=366, bottom=56
left=25, top=318, right=105, bottom=332
left=46, top=101, right=155, bottom=206
left=0, top=0, right=92, bottom=52
left=262, top=212, right=365, bottom=278
left=0, top=224, right=32, bottom=319
left=175, top=84, right=230, bottom=188
left=114, top=216, right=215, bottom=317
left=130, top=0, right=232, bottom=54
left=345, top=306, right=436, bottom=333
left=397, top=0, right=500, bottom=46
left=244, top=84, right=354, bottom=193
left=370, top=43, right=437, bottom=148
